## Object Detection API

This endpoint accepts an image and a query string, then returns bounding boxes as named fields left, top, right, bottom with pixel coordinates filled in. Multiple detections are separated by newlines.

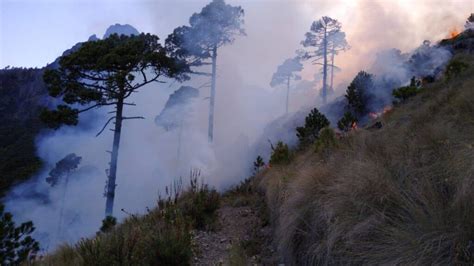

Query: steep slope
left=257, top=53, right=474, bottom=264
left=0, top=24, right=141, bottom=196
left=0, top=68, right=47, bottom=194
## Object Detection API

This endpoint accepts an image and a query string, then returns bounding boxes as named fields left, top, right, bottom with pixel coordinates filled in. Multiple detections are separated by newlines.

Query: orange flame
left=369, top=112, right=378, bottom=119
left=351, top=122, right=358, bottom=130
left=449, top=28, right=460, bottom=39
left=369, top=106, right=393, bottom=120
left=383, top=105, right=393, bottom=114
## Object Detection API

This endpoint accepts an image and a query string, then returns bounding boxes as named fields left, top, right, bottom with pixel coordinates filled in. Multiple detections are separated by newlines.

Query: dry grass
left=37, top=208, right=192, bottom=266
left=258, top=54, right=474, bottom=265
left=35, top=173, right=220, bottom=266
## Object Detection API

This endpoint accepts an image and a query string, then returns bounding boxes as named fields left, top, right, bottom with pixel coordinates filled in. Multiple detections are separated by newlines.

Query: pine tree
left=270, top=57, right=303, bottom=114
left=296, top=108, right=330, bottom=146
left=46, top=153, right=82, bottom=241
left=166, top=0, right=245, bottom=142
left=300, top=16, right=349, bottom=104
left=41, top=33, right=189, bottom=217
left=0, top=204, right=39, bottom=265
left=337, top=111, right=358, bottom=132
left=345, top=71, right=374, bottom=116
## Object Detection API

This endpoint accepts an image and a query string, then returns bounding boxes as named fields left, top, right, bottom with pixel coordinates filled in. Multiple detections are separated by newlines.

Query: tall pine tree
left=41, top=33, right=189, bottom=217
left=166, top=0, right=245, bottom=142
left=300, top=17, right=348, bottom=104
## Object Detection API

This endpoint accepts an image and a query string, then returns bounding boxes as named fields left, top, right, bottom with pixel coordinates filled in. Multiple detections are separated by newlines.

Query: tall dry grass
left=35, top=171, right=220, bottom=266
left=259, top=54, right=474, bottom=265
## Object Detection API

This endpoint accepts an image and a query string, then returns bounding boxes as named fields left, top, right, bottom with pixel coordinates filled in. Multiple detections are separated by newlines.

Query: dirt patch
left=192, top=199, right=278, bottom=265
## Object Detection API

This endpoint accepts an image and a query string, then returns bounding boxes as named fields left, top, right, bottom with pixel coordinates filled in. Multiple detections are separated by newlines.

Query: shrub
left=393, top=76, right=421, bottom=103
left=337, top=112, right=357, bottom=132
left=99, top=216, right=117, bottom=234
left=445, top=59, right=469, bottom=81
left=38, top=171, right=221, bottom=265
left=73, top=207, right=192, bottom=266
left=0, top=204, right=39, bottom=265
left=392, top=85, right=419, bottom=102
left=261, top=61, right=474, bottom=264
left=296, top=108, right=330, bottom=146
left=314, top=127, right=337, bottom=154
left=253, top=156, right=265, bottom=174
left=269, top=141, right=291, bottom=165
left=180, top=174, right=220, bottom=230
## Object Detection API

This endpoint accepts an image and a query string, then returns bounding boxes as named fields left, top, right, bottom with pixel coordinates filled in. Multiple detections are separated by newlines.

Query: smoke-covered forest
left=1, top=0, right=474, bottom=264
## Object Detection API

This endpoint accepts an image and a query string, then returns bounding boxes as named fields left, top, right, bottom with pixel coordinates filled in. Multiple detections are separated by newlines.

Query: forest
left=1, top=1, right=474, bottom=265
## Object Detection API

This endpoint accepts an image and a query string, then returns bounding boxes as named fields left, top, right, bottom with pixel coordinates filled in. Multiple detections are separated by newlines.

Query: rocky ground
left=191, top=190, right=279, bottom=265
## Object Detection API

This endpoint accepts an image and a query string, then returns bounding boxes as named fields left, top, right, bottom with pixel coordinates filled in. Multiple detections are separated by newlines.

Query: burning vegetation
left=3, top=2, right=474, bottom=265
left=449, top=28, right=461, bottom=39
left=258, top=53, right=474, bottom=265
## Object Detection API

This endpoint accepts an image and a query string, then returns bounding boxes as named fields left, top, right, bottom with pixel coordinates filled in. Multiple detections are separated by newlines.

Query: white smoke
left=2, top=0, right=469, bottom=252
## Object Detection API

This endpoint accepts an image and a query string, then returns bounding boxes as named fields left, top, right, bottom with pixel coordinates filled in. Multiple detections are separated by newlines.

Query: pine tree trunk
left=286, top=76, right=290, bottom=114
left=176, top=118, right=183, bottom=177
left=208, top=45, right=218, bottom=143
left=322, top=27, right=328, bottom=104
left=330, top=44, right=335, bottom=93
left=105, top=95, right=124, bottom=217
left=56, top=172, right=70, bottom=241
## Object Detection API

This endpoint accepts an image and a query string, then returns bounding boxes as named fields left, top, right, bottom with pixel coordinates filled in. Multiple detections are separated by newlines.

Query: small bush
left=38, top=171, right=221, bottom=265
left=296, top=108, right=330, bottom=146
left=337, top=112, right=357, bottom=132
left=253, top=156, right=265, bottom=174
left=393, top=76, right=421, bottom=103
left=314, top=127, right=337, bottom=154
left=73, top=208, right=191, bottom=266
left=99, top=216, right=117, bottom=234
left=180, top=175, right=220, bottom=230
left=269, top=141, right=291, bottom=165
left=445, top=59, right=469, bottom=81
left=392, top=85, right=419, bottom=102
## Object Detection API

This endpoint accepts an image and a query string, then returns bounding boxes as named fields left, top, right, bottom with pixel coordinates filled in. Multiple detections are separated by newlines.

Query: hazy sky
left=1, top=0, right=472, bottom=70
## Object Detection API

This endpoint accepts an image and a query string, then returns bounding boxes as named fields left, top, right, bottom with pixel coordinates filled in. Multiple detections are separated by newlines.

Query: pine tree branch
left=96, top=116, right=116, bottom=137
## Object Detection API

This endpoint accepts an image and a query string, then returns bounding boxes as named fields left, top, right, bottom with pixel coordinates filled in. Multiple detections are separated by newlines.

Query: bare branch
left=122, top=116, right=145, bottom=120
left=96, top=116, right=116, bottom=137
left=191, top=71, right=212, bottom=76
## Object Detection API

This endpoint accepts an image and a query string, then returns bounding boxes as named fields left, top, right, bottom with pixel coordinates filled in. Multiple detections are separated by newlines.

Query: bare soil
left=191, top=197, right=278, bottom=265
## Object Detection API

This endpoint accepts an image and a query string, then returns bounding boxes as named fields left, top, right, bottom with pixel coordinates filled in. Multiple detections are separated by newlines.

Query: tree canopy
left=165, top=0, right=245, bottom=72
left=41, top=32, right=191, bottom=217
left=270, top=57, right=303, bottom=88
left=0, top=204, right=39, bottom=265
left=46, top=153, right=82, bottom=187
left=165, top=0, right=246, bottom=142
left=300, top=17, right=344, bottom=61
left=155, top=86, right=199, bottom=131
left=345, top=71, right=375, bottom=116
left=41, top=33, right=190, bottom=129
left=299, top=16, right=348, bottom=103
left=296, top=108, right=330, bottom=146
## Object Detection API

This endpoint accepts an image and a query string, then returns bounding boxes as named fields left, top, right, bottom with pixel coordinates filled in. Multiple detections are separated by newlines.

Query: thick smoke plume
left=3, top=0, right=470, bottom=251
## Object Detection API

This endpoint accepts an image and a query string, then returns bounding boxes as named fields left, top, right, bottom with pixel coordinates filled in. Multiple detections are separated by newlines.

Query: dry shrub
left=36, top=170, right=221, bottom=266
left=260, top=54, right=474, bottom=265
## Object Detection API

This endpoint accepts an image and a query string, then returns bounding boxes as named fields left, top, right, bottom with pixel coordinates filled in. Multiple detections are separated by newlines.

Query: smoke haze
left=2, top=0, right=472, bottom=252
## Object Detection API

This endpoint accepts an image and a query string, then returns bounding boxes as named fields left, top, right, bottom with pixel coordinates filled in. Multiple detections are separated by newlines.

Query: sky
left=1, top=0, right=472, bottom=71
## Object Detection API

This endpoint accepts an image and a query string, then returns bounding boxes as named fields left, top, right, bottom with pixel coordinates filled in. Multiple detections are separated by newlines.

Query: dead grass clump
left=37, top=170, right=220, bottom=266
left=260, top=54, right=474, bottom=264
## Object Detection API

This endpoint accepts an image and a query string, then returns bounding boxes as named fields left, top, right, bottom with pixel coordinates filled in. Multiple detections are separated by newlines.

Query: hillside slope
left=258, top=53, right=474, bottom=264
left=0, top=68, right=47, bottom=195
